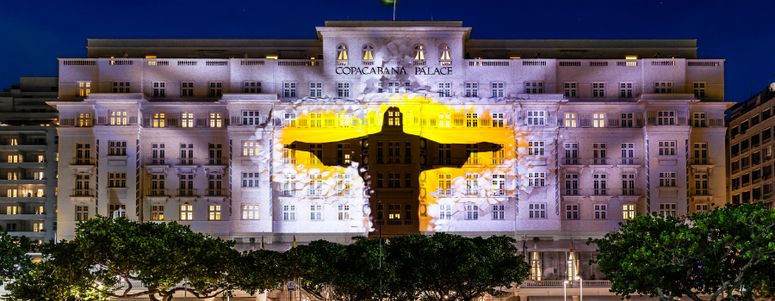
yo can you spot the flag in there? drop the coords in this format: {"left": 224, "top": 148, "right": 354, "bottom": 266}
{"left": 261, "top": 236, "right": 265, "bottom": 250}
{"left": 380, "top": 0, "right": 398, "bottom": 6}
{"left": 292, "top": 235, "right": 297, "bottom": 248}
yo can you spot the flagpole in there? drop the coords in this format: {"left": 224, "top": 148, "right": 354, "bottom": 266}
{"left": 392, "top": 0, "right": 396, "bottom": 21}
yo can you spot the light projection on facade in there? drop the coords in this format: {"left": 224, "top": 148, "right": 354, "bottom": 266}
{"left": 273, "top": 94, "right": 529, "bottom": 235}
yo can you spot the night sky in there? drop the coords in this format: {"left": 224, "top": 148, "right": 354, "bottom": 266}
{"left": 0, "top": 0, "right": 773, "bottom": 102}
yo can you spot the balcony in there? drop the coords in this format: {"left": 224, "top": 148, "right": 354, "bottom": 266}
{"left": 71, "top": 189, "right": 95, "bottom": 197}
{"left": 618, "top": 158, "right": 642, "bottom": 166}
{"left": 588, "top": 158, "right": 612, "bottom": 166}
{"left": 521, "top": 280, "right": 611, "bottom": 288}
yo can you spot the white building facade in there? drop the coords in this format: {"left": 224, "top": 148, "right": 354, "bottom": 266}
{"left": 50, "top": 21, "right": 728, "bottom": 295}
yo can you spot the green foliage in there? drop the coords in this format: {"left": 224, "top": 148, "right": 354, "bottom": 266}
{"left": 0, "top": 231, "right": 31, "bottom": 285}
{"left": 592, "top": 204, "right": 775, "bottom": 301}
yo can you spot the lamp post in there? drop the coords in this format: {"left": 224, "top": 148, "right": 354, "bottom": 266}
{"left": 575, "top": 276, "right": 583, "bottom": 301}
{"left": 288, "top": 280, "right": 296, "bottom": 301}
{"left": 563, "top": 280, "right": 568, "bottom": 301}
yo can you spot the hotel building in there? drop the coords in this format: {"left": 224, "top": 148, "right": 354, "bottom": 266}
{"left": 49, "top": 21, "right": 728, "bottom": 297}
{"left": 728, "top": 83, "right": 775, "bottom": 207}
{"left": 0, "top": 77, "right": 58, "bottom": 242}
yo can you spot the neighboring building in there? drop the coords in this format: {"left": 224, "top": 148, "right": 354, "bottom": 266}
{"left": 727, "top": 83, "right": 775, "bottom": 207}
{"left": 48, "top": 21, "right": 729, "bottom": 298}
{"left": 0, "top": 77, "right": 58, "bottom": 242}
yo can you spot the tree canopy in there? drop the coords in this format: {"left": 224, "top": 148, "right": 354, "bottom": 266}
{"left": 592, "top": 204, "right": 775, "bottom": 301}
{"left": 0, "top": 231, "right": 32, "bottom": 286}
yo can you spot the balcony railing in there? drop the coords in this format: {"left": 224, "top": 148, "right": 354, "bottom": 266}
{"left": 521, "top": 280, "right": 611, "bottom": 288}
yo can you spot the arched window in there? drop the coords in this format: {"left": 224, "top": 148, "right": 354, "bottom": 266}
{"left": 413, "top": 44, "right": 425, "bottom": 65}
{"left": 362, "top": 44, "right": 374, "bottom": 64}
{"left": 439, "top": 44, "right": 451, "bottom": 66}
{"left": 336, "top": 44, "right": 349, "bottom": 65}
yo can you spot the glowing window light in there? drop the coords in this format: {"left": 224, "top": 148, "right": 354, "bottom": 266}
{"left": 336, "top": 44, "right": 349, "bottom": 65}
{"left": 362, "top": 44, "right": 374, "bottom": 62}
{"left": 592, "top": 113, "right": 606, "bottom": 128}
{"left": 151, "top": 205, "right": 164, "bottom": 221}
{"left": 622, "top": 204, "right": 636, "bottom": 220}
{"left": 209, "top": 113, "right": 222, "bottom": 128}
{"left": 181, "top": 112, "right": 194, "bottom": 128}
{"left": 208, "top": 204, "right": 222, "bottom": 221}
{"left": 180, "top": 204, "right": 193, "bottom": 221}
{"left": 242, "top": 205, "right": 259, "bottom": 220}
{"left": 242, "top": 141, "right": 259, "bottom": 157}
{"left": 152, "top": 113, "right": 166, "bottom": 128}
{"left": 439, "top": 44, "right": 451, "bottom": 65}
{"left": 413, "top": 44, "right": 425, "bottom": 63}
{"left": 77, "top": 81, "right": 91, "bottom": 97}
{"left": 109, "top": 111, "right": 127, "bottom": 126}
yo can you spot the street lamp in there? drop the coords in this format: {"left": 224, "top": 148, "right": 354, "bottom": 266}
{"left": 574, "top": 276, "right": 583, "bottom": 301}
{"left": 563, "top": 280, "right": 569, "bottom": 301}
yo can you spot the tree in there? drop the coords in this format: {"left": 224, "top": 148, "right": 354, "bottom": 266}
{"left": 235, "top": 249, "right": 286, "bottom": 295}
{"left": 0, "top": 231, "right": 31, "bottom": 286}
{"left": 592, "top": 204, "right": 775, "bottom": 301}
{"left": 8, "top": 217, "right": 244, "bottom": 301}
{"left": 419, "top": 233, "right": 530, "bottom": 301}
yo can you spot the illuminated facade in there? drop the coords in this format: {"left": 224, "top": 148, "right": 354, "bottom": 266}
{"left": 0, "top": 77, "right": 58, "bottom": 241}
{"left": 728, "top": 83, "right": 775, "bottom": 207}
{"left": 50, "top": 21, "right": 728, "bottom": 294}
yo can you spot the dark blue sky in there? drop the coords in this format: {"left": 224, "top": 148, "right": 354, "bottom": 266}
{"left": 1, "top": 0, "right": 773, "bottom": 101}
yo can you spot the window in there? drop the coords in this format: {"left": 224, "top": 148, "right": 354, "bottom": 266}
{"left": 529, "top": 141, "right": 545, "bottom": 156}
{"left": 150, "top": 174, "right": 165, "bottom": 196}
{"left": 309, "top": 144, "right": 323, "bottom": 164}
{"left": 179, "top": 174, "right": 194, "bottom": 196}
{"left": 464, "top": 203, "right": 479, "bottom": 220}
{"left": 243, "top": 81, "right": 262, "bottom": 93}
{"left": 282, "top": 175, "right": 296, "bottom": 196}
{"left": 491, "top": 113, "right": 504, "bottom": 127}
{"left": 151, "top": 143, "right": 165, "bottom": 165}
{"left": 336, "top": 82, "right": 350, "bottom": 98}
{"left": 439, "top": 204, "right": 452, "bottom": 220}
{"left": 658, "top": 141, "right": 676, "bottom": 156}
{"left": 622, "top": 204, "right": 636, "bottom": 220}
{"left": 491, "top": 82, "right": 505, "bottom": 98}
{"left": 694, "top": 173, "right": 709, "bottom": 195}
{"left": 77, "top": 81, "right": 91, "bottom": 97}
{"left": 491, "top": 204, "right": 505, "bottom": 220}
{"left": 465, "top": 173, "right": 480, "bottom": 195}
{"left": 242, "top": 172, "right": 259, "bottom": 188}
{"left": 338, "top": 204, "right": 350, "bottom": 220}
{"left": 242, "top": 141, "right": 259, "bottom": 157}
{"left": 309, "top": 205, "right": 323, "bottom": 221}
{"left": 659, "top": 172, "right": 677, "bottom": 187}
{"left": 308, "top": 173, "right": 322, "bottom": 196}
{"left": 208, "top": 174, "right": 223, "bottom": 196}
{"left": 438, "top": 144, "right": 451, "bottom": 164}
{"left": 33, "top": 222, "right": 44, "bottom": 232}
{"left": 622, "top": 174, "right": 635, "bottom": 195}
{"left": 336, "top": 44, "right": 349, "bottom": 65}
{"left": 564, "top": 113, "right": 577, "bottom": 128}
{"left": 238, "top": 205, "right": 259, "bottom": 220}
{"left": 362, "top": 44, "right": 374, "bottom": 63}
{"left": 77, "top": 113, "right": 92, "bottom": 127}
{"left": 208, "top": 204, "right": 222, "bottom": 221}
{"left": 283, "top": 82, "right": 297, "bottom": 98}
{"left": 108, "top": 173, "right": 126, "bottom": 188}
{"left": 659, "top": 203, "right": 677, "bottom": 217}
{"left": 109, "top": 111, "right": 127, "bottom": 125}
{"left": 693, "top": 82, "right": 706, "bottom": 98}
{"left": 657, "top": 111, "right": 676, "bottom": 125}
{"left": 179, "top": 144, "right": 193, "bottom": 165}
{"left": 209, "top": 113, "right": 223, "bottom": 128}
{"left": 465, "top": 113, "right": 478, "bottom": 127}
{"left": 592, "top": 82, "right": 605, "bottom": 98}
{"left": 282, "top": 205, "right": 296, "bottom": 221}
{"left": 528, "top": 172, "right": 545, "bottom": 187}
{"left": 528, "top": 203, "right": 547, "bottom": 219}
{"left": 524, "top": 81, "right": 544, "bottom": 94}
{"left": 565, "top": 204, "right": 579, "bottom": 220}
{"left": 593, "top": 174, "right": 607, "bottom": 195}
{"left": 492, "top": 148, "right": 505, "bottom": 165}
{"left": 335, "top": 173, "right": 351, "bottom": 196}
{"left": 695, "top": 203, "right": 709, "bottom": 212}
{"left": 108, "top": 141, "right": 127, "bottom": 156}
{"left": 692, "top": 112, "right": 707, "bottom": 127}
{"left": 438, "top": 173, "right": 451, "bottom": 196}
{"left": 181, "top": 81, "right": 194, "bottom": 97}
{"left": 208, "top": 82, "right": 223, "bottom": 97}
{"left": 621, "top": 143, "right": 634, "bottom": 164}
{"left": 152, "top": 81, "right": 166, "bottom": 97}
{"left": 181, "top": 112, "right": 194, "bottom": 128}
{"left": 594, "top": 204, "right": 607, "bottom": 220}
{"left": 241, "top": 111, "right": 260, "bottom": 126}
{"left": 438, "top": 82, "right": 452, "bottom": 97}
{"left": 563, "top": 82, "right": 577, "bottom": 97}
{"left": 465, "top": 82, "right": 479, "bottom": 97}
{"left": 492, "top": 174, "right": 505, "bottom": 196}
{"left": 75, "top": 205, "right": 89, "bottom": 221}
{"left": 619, "top": 82, "right": 633, "bottom": 98}
{"left": 654, "top": 81, "right": 673, "bottom": 93}
{"left": 593, "top": 143, "right": 607, "bottom": 164}
{"left": 465, "top": 144, "right": 479, "bottom": 165}
{"left": 620, "top": 113, "right": 634, "bottom": 128}
{"left": 565, "top": 174, "right": 579, "bottom": 195}
{"left": 564, "top": 143, "right": 579, "bottom": 165}
{"left": 693, "top": 143, "right": 708, "bottom": 164}
{"left": 592, "top": 113, "right": 606, "bottom": 128}
{"left": 526, "top": 111, "right": 545, "bottom": 126}
{"left": 439, "top": 44, "right": 451, "bottom": 65}
{"left": 413, "top": 44, "right": 425, "bottom": 64}
{"left": 75, "top": 143, "right": 91, "bottom": 164}
{"left": 112, "top": 81, "right": 130, "bottom": 93}
{"left": 150, "top": 113, "right": 166, "bottom": 128}
{"left": 309, "top": 82, "right": 322, "bottom": 98}
{"left": 180, "top": 204, "right": 193, "bottom": 221}
{"left": 74, "top": 175, "right": 90, "bottom": 196}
